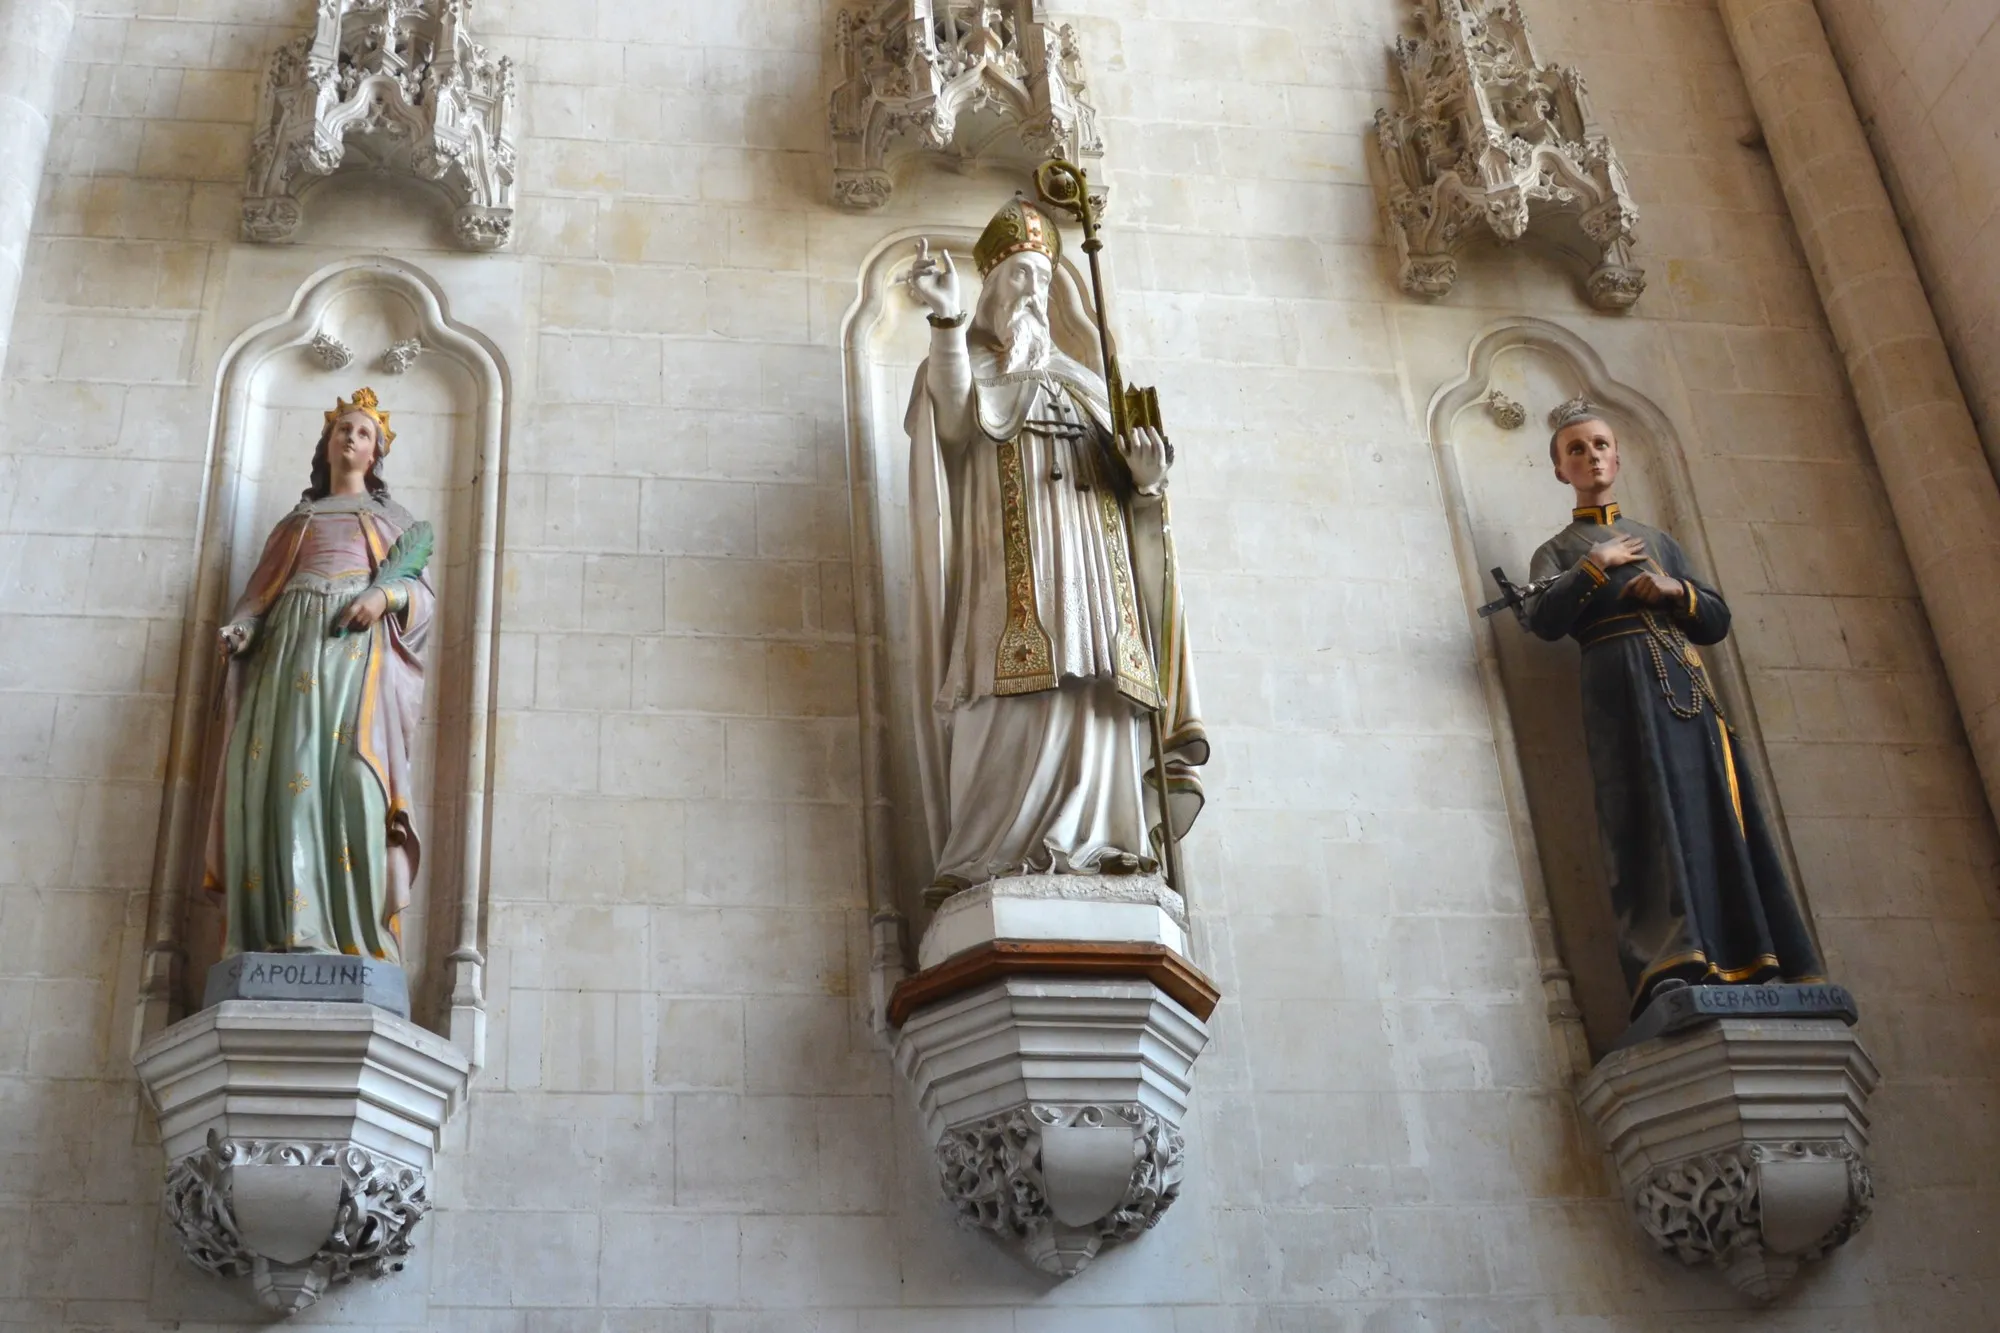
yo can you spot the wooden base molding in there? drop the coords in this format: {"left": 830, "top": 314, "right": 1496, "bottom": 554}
{"left": 887, "top": 938, "right": 1221, "bottom": 1028}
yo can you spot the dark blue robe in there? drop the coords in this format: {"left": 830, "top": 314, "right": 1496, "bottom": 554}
{"left": 1528, "top": 502, "right": 1824, "bottom": 1018}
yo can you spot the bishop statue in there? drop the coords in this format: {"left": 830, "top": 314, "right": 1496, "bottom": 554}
{"left": 903, "top": 198, "right": 1208, "bottom": 902}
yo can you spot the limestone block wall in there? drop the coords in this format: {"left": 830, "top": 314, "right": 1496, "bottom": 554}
{"left": 0, "top": 0, "right": 1997, "bottom": 1327}
{"left": 1817, "top": 0, "right": 2000, "bottom": 468}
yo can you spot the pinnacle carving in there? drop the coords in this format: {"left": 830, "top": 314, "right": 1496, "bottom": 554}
{"left": 243, "top": 0, "right": 518, "bottom": 249}
{"left": 1372, "top": 0, "right": 1645, "bottom": 309}
{"left": 828, "top": 1, "right": 1104, "bottom": 210}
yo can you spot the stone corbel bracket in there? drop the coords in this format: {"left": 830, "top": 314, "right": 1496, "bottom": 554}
{"left": 889, "top": 875, "right": 1216, "bottom": 1276}
{"left": 1372, "top": 0, "right": 1645, "bottom": 309}
{"left": 134, "top": 1000, "right": 471, "bottom": 1313}
{"left": 1578, "top": 1016, "right": 1880, "bottom": 1301}
{"left": 243, "top": 0, "right": 518, "bottom": 249}
{"left": 828, "top": 0, "right": 1105, "bottom": 211}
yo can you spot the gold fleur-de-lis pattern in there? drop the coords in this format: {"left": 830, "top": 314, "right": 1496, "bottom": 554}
{"left": 294, "top": 670, "right": 317, "bottom": 693}
{"left": 249, "top": 736, "right": 264, "bottom": 761}
{"left": 337, "top": 844, "right": 352, "bottom": 872}
{"left": 288, "top": 772, "right": 311, "bottom": 795}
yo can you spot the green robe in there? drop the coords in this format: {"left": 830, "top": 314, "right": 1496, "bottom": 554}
{"left": 203, "top": 494, "right": 433, "bottom": 962}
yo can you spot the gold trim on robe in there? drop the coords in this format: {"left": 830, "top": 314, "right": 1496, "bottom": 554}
{"left": 991, "top": 438, "right": 1058, "bottom": 695}
{"left": 1095, "top": 484, "right": 1162, "bottom": 711}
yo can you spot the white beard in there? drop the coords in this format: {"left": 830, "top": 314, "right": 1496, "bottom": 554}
{"left": 998, "top": 298, "right": 1053, "bottom": 376}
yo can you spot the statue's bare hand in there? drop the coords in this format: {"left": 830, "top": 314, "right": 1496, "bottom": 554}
{"left": 337, "top": 588, "right": 390, "bottom": 636}
{"left": 1622, "top": 572, "right": 1685, "bottom": 606}
{"left": 1120, "top": 425, "right": 1170, "bottom": 493}
{"left": 906, "top": 239, "right": 962, "bottom": 321}
{"left": 1586, "top": 534, "right": 1645, "bottom": 571}
{"left": 218, "top": 623, "right": 251, "bottom": 657}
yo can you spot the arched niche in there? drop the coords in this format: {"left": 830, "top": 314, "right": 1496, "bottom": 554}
{"left": 837, "top": 226, "right": 1110, "bottom": 1028}
{"left": 1428, "top": 318, "right": 1815, "bottom": 1060}
{"left": 136, "top": 257, "right": 508, "bottom": 1067}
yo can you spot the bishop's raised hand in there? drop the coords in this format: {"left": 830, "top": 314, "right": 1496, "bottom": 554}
{"left": 906, "top": 239, "right": 963, "bottom": 322}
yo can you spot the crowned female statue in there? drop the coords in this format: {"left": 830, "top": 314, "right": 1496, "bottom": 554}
{"left": 202, "top": 388, "right": 434, "bottom": 963}
{"left": 902, "top": 197, "right": 1208, "bottom": 899}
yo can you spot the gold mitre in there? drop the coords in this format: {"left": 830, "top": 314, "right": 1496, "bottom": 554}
{"left": 326, "top": 386, "right": 396, "bottom": 455}
{"left": 973, "top": 195, "right": 1062, "bottom": 275}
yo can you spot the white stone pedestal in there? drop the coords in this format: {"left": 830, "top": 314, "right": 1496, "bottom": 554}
{"left": 1578, "top": 1017, "right": 1879, "bottom": 1301}
{"left": 917, "top": 873, "right": 1190, "bottom": 969}
{"left": 890, "top": 874, "right": 1216, "bottom": 1277}
{"left": 133, "top": 1000, "right": 470, "bottom": 1314}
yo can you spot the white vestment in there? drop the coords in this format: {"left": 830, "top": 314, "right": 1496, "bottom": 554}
{"left": 906, "top": 345, "right": 1207, "bottom": 887}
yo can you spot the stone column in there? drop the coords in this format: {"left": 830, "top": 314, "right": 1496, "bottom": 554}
{"left": 1721, "top": 0, "right": 2000, "bottom": 825}
{"left": 0, "top": 0, "right": 73, "bottom": 378}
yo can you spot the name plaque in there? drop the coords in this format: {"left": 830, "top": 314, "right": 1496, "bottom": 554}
{"left": 203, "top": 952, "right": 411, "bottom": 1018}
{"left": 1611, "top": 982, "right": 1858, "bottom": 1052}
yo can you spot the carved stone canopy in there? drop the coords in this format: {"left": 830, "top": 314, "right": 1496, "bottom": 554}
{"left": 1373, "top": 0, "right": 1645, "bottom": 309}
{"left": 243, "top": 0, "right": 518, "bottom": 250}
{"left": 829, "top": 0, "right": 1103, "bottom": 210}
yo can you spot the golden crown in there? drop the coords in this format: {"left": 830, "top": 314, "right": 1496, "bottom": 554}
{"left": 326, "top": 386, "right": 395, "bottom": 455}
{"left": 973, "top": 196, "right": 1062, "bottom": 276}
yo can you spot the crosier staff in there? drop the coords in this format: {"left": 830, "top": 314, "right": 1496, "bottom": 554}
{"left": 1032, "top": 157, "right": 1185, "bottom": 904}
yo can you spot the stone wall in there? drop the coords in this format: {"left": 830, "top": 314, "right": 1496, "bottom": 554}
{"left": 1, "top": 0, "right": 1998, "bottom": 1327}
{"left": 1818, "top": 0, "right": 2000, "bottom": 469}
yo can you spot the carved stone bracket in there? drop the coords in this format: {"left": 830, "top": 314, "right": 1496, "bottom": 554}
{"left": 890, "top": 873, "right": 1215, "bottom": 1278}
{"left": 1631, "top": 1140, "right": 1872, "bottom": 1300}
{"left": 829, "top": 1, "right": 1103, "bottom": 210}
{"left": 937, "top": 1102, "right": 1184, "bottom": 1277}
{"left": 134, "top": 999, "right": 470, "bottom": 1313}
{"left": 1579, "top": 1017, "right": 1879, "bottom": 1302}
{"left": 243, "top": 0, "right": 518, "bottom": 249}
{"left": 164, "top": 1134, "right": 432, "bottom": 1313}
{"left": 1372, "top": 0, "right": 1645, "bottom": 309}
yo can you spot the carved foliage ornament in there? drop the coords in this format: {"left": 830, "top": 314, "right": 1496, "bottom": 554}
{"left": 935, "top": 1102, "right": 1183, "bottom": 1276}
{"left": 829, "top": 1, "right": 1103, "bottom": 210}
{"left": 244, "top": 0, "right": 517, "bottom": 250}
{"left": 1373, "top": 0, "right": 1645, "bottom": 309}
{"left": 1632, "top": 1141, "right": 1873, "bottom": 1301}
{"left": 163, "top": 1132, "right": 432, "bottom": 1312}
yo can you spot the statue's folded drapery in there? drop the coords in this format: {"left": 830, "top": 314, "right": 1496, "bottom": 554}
{"left": 201, "top": 493, "right": 433, "bottom": 961}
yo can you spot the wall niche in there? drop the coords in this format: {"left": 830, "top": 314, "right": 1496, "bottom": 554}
{"left": 139, "top": 257, "right": 507, "bottom": 1057}
{"left": 1427, "top": 318, "right": 1814, "bottom": 1061}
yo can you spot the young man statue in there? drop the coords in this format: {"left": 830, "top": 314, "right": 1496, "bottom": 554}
{"left": 1527, "top": 403, "right": 1823, "bottom": 1020}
